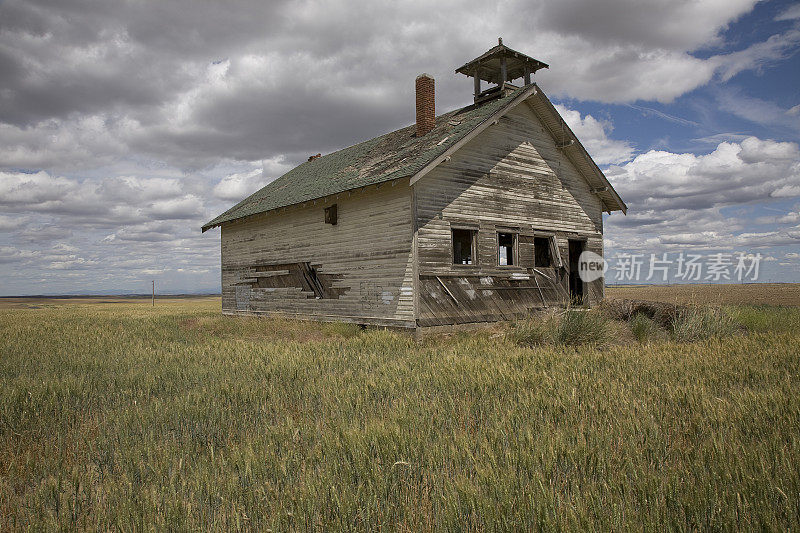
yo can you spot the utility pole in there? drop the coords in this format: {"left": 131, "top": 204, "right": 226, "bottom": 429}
{"left": 152, "top": 280, "right": 155, "bottom": 307}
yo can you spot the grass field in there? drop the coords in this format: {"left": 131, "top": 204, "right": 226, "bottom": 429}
{"left": 607, "top": 282, "right": 800, "bottom": 307}
{"left": 1, "top": 289, "right": 799, "bottom": 530}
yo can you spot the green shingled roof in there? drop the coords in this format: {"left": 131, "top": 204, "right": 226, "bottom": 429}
{"left": 201, "top": 87, "right": 527, "bottom": 231}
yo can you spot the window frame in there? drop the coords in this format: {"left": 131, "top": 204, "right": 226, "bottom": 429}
{"left": 324, "top": 204, "right": 338, "bottom": 225}
{"left": 496, "top": 231, "right": 518, "bottom": 267}
{"left": 451, "top": 227, "right": 478, "bottom": 266}
{"left": 533, "top": 236, "right": 551, "bottom": 268}
{"left": 533, "top": 232, "right": 561, "bottom": 268}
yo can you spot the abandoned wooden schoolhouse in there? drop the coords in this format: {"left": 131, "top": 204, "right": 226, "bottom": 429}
{"left": 202, "top": 39, "right": 626, "bottom": 329}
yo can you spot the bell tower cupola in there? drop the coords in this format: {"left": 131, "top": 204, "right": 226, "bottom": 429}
{"left": 455, "top": 38, "right": 549, "bottom": 103}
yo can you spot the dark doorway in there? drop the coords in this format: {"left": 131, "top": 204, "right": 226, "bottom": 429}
{"left": 568, "top": 239, "right": 585, "bottom": 304}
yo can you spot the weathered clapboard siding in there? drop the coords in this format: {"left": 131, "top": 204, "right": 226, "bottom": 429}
{"left": 221, "top": 182, "right": 415, "bottom": 327}
{"left": 413, "top": 102, "right": 605, "bottom": 325}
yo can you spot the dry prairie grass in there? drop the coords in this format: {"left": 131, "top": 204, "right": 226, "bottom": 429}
{"left": 606, "top": 282, "right": 800, "bottom": 307}
{"left": 0, "top": 295, "right": 798, "bottom": 530}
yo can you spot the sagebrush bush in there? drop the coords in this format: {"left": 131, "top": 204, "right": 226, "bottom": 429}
{"left": 671, "top": 306, "right": 740, "bottom": 342}
{"left": 630, "top": 312, "right": 660, "bottom": 343}
{"left": 557, "top": 308, "right": 613, "bottom": 347}
{"left": 511, "top": 308, "right": 612, "bottom": 348}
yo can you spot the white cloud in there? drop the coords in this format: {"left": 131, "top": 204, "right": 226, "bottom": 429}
{"left": 212, "top": 157, "right": 293, "bottom": 201}
{"left": 16, "top": 225, "right": 73, "bottom": 243}
{"left": 0, "top": 246, "right": 40, "bottom": 264}
{"left": 604, "top": 136, "right": 800, "bottom": 254}
{"left": 555, "top": 104, "right": 634, "bottom": 165}
{"left": 716, "top": 90, "right": 800, "bottom": 134}
{"left": 0, "top": 169, "right": 212, "bottom": 223}
{"left": 103, "top": 221, "right": 183, "bottom": 243}
{"left": 608, "top": 137, "right": 800, "bottom": 212}
{"left": 146, "top": 196, "right": 204, "bottom": 220}
{"left": 0, "top": 215, "right": 26, "bottom": 231}
{"left": 775, "top": 4, "right": 800, "bottom": 21}
{"left": 714, "top": 28, "right": 800, "bottom": 82}
{"left": 213, "top": 166, "right": 266, "bottom": 201}
{"left": 778, "top": 211, "right": 800, "bottom": 224}
{"left": 47, "top": 257, "right": 99, "bottom": 270}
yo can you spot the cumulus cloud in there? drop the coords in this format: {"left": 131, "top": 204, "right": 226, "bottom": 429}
{"left": 213, "top": 167, "right": 265, "bottom": 202}
{"left": 0, "top": 169, "right": 208, "bottom": 224}
{"left": 103, "top": 221, "right": 178, "bottom": 243}
{"left": 0, "top": 0, "right": 790, "bottom": 172}
{"left": 0, "top": 0, "right": 798, "bottom": 293}
{"left": 607, "top": 137, "right": 800, "bottom": 212}
{"left": 556, "top": 105, "right": 634, "bottom": 165}
{"left": 778, "top": 210, "right": 800, "bottom": 224}
{"left": 211, "top": 157, "right": 293, "bottom": 201}
{"left": 604, "top": 136, "right": 800, "bottom": 253}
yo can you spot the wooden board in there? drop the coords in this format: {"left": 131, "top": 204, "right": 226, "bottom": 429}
{"left": 413, "top": 103, "right": 606, "bottom": 325}
{"left": 220, "top": 182, "right": 415, "bottom": 326}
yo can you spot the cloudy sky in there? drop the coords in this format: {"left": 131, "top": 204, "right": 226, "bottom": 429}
{"left": 1, "top": 0, "right": 799, "bottom": 295}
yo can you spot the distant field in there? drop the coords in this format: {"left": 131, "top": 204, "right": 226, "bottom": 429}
{"left": 607, "top": 282, "right": 800, "bottom": 306}
{"left": 1, "top": 294, "right": 799, "bottom": 529}
{"left": 0, "top": 294, "right": 219, "bottom": 310}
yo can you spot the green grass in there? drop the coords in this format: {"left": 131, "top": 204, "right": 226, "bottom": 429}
{"left": 732, "top": 305, "right": 800, "bottom": 334}
{"left": 630, "top": 312, "right": 661, "bottom": 343}
{"left": 511, "top": 308, "right": 613, "bottom": 348}
{"left": 671, "top": 306, "right": 740, "bottom": 342}
{"left": 1, "top": 299, "right": 799, "bottom": 530}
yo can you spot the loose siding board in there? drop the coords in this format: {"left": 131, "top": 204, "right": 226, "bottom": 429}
{"left": 414, "top": 103, "right": 606, "bottom": 325}
{"left": 221, "top": 182, "right": 415, "bottom": 327}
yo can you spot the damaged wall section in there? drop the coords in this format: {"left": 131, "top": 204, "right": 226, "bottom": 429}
{"left": 413, "top": 101, "right": 606, "bottom": 327}
{"left": 221, "top": 182, "right": 416, "bottom": 328}
{"left": 234, "top": 262, "right": 348, "bottom": 300}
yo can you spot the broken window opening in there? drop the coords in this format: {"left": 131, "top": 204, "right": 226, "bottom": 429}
{"left": 324, "top": 204, "right": 338, "bottom": 225}
{"left": 452, "top": 228, "right": 476, "bottom": 265}
{"left": 300, "top": 262, "right": 325, "bottom": 299}
{"left": 534, "top": 236, "right": 552, "bottom": 267}
{"left": 248, "top": 262, "right": 347, "bottom": 299}
{"left": 498, "top": 232, "right": 516, "bottom": 266}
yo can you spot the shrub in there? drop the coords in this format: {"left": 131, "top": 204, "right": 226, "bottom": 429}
{"left": 630, "top": 313, "right": 659, "bottom": 343}
{"left": 511, "top": 308, "right": 612, "bottom": 348}
{"left": 557, "top": 308, "right": 613, "bottom": 347}
{"left": 600, "top": 298, "right": 682, "bottom": 328}
{"left": 671, "top": 306, "right": 740, "bottom": 342}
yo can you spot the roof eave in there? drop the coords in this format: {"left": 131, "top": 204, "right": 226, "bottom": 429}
{"left": 201, "top": 176, "right": 414, "bottom": 232}
{"left": 454, "top": 44, "right": 549, "bottom": 77}
{"left": 409, "top": 84, "right": 627, "bottom": 215}
{"left": 525, "top": 88, "right": 627, "bottom": 214}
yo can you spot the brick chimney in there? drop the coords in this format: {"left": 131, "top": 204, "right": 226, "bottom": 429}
{"left": 415, "top": 74, "right": 435, "bottom": 136}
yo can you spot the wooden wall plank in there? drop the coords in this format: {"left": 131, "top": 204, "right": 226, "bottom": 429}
{"left": 413, "top": 103, "right": 606, "bottom": 325}
{"left": 221, "top": 182, "right": 415, "bottom": 326}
